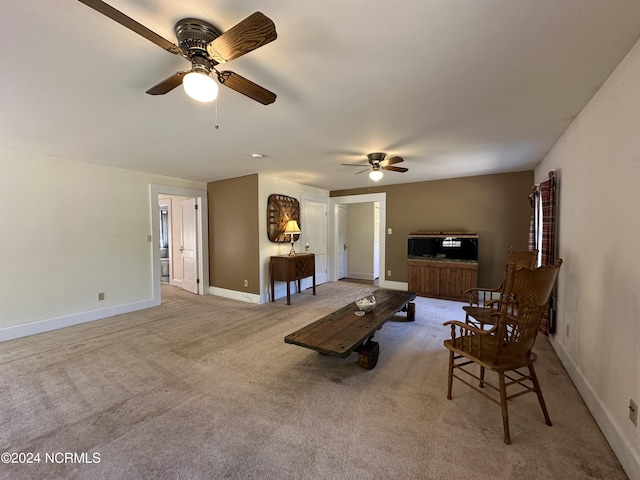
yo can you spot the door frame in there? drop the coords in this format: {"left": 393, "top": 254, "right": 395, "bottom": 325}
{"left": 150, "top": 184, "right": 209, "bottom": 304}
{"left": 335, "top": 203, "right": 348, "bottom": 279}
{"left": 329, "top": 192, "right": 399, "bottom": 289}
{"left": 158, "top": 201, "right": 173, "bottom": 284}
{"left": 300, "top": 191, "right": 329, "bottom": 287}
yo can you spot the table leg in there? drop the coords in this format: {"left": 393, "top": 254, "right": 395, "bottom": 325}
{"left": 407, "top": 302, "right": 415, "bottom": 321}
{"left": 286, "top": 282, "right": 291, "bottom": 305}
{"left": 357, "top": 341, "right": 379, "bottom": 370}
{"left": 271, "top": 275, "right": 275, "bottom": 302}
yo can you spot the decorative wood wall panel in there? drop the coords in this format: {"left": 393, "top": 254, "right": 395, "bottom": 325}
{"left": 267, "top": 194, "right": 300, "bottom": 243}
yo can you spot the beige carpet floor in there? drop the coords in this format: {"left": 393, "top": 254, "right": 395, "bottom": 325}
{"left": 0, "top": 281, "right": 628, "bottom": 480}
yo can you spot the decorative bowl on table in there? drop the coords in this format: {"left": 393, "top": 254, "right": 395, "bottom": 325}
{"left": 354, "top": 288, "right": 377, "bottom": 316}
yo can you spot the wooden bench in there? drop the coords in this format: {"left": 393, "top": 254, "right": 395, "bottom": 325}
{"left": 284, "top": 289, "right": 417, "bottom": 369}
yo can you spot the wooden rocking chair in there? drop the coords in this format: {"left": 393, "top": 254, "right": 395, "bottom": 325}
{"left": 463, "top": 247, "right": 537, "bottom": 328}
{"left": 443, "top": 259, "right": 562, "bottom": 444}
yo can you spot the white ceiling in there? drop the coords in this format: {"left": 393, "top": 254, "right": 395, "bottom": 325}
{"left": 2, "top": 1, "right": 640, "bottom": 191}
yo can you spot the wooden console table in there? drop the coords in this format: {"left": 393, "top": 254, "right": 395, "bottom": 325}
{"left": 270, "top": 254, "right": 316, "bottom": 305}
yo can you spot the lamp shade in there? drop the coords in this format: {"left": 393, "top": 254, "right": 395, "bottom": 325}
{"left": 183, "top": 71, "right": 218, "bottom": 102}
{"left": 369, "top": 169, "right": 383, "bottom": 181}
{"left": 284, "top": 220, "right": 301, "bottom": 235}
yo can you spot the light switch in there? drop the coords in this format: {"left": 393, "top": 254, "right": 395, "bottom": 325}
{"left": 387, "top": 228, "right": 392, "bottom": 235}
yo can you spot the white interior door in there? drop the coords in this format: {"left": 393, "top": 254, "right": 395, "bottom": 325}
{"left": 336, "top": 205, "right": 348, "bottom": 279}
{"left": 180, "top": 198, "right": 198, "bottom": 294}
{"left": 301, "top": 196, "right": 328, "bottom": 286}
{"left": 373, "top": 203, "right": 380, "bottom": 279}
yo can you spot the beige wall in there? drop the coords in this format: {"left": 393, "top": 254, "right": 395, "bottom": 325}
{"left": 208, "top": 175, "right": 260, "bottom": 294}
{"left": 332, "top": 171, "right": 533, "bottom": 286}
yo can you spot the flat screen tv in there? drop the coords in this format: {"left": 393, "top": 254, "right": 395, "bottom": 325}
{"left": 408, "top": 234, "right": 478, "bottom": 262}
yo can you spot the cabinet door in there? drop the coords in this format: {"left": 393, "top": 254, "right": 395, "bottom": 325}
{"left": 296, "top": 255, "right": 315, "bottom": 278}
{"left": 439, "top": 267, "right": 457, "bottom": 300}
{"left": 408, "top": 261, "right": 477, "bottom": 300}
{"left": 439, "top": 265, "right": 478, "bottom": 301}
{"left": 408, "top": 263, "right": 441, "bottom": 297}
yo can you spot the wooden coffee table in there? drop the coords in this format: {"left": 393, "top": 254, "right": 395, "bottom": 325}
{"left": 284, "top": 289, "right": 416, "bottom": 369}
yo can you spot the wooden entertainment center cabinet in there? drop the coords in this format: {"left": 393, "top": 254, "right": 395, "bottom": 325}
{"left": 406, "top": 232, "right": 478, "bottom": 302}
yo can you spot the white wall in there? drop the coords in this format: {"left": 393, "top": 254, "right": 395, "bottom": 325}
{"left": 537, "top": 39, "right": 640, "bottom": 479}
{"left": 257, "top": 174, "right": 328, "bottom": 304}
{"left": 0, "top": 150, "right": 205, "bottom": 340}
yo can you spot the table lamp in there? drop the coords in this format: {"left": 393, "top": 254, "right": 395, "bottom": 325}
{"left": 284, "top": 220, "right": 301, "bottom": 256}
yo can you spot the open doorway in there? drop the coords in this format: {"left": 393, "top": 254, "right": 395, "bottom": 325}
{"left": 151, "top": 185, "right": 209, "bottom": 305}
{"left": 157, "top": 195, "right": 200, "bottom": 295}
{"left": 329, "top": 192, "right": 391, "bottom": 288}
{"left": 340, "top": 202, "right": 380, "bottom": 285}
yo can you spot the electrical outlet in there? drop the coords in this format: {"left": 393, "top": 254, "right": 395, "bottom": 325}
{"left": 630, "top": 399, "right": 638, "bottom": 426}
{"left": 98, "top": 292, "right": 105, "bottom": 301}
{"left": 387, "top": 270, "right": 391, "bottom": 277}
{"left": 243, "top": 280, "right": 248, "bottom": 287}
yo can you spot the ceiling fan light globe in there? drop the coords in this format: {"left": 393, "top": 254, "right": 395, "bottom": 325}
{"left": 369, "top": 170, "right": 383, "bottom": 182}
{"left": 183, "top": 71, "right": 218, "bottom": 102}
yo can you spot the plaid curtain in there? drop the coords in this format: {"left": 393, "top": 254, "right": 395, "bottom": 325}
{"left": 528, "top": 171, "right": 557, "bottom": 335}
{"left": 528, "top": 186, "right": 539, "bottom": 254}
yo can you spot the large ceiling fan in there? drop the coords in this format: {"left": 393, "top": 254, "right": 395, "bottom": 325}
{"left": 341, "top": 153, "right": 408, "bottom": 181}
{"left": 77, "top": 0, "right": 277, "bottom": 105}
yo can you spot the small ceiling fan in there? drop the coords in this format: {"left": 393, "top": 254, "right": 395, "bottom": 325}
{"left": 77, "top": 0, "right": 277, "bottom": 105}
{"left": 341, "top": 153, "right": 408, "bottom": 181}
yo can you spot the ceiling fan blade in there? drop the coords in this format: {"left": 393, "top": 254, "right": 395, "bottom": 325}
{"left": 340, "top": 163, "right": 369, "bottom": 167}
{"left": 77, "top": 0, "right": 182, "bottom": 55}
{"left": 381, "top": 156, "right": 404, "bottom": 167}
{"left": 383, "top": 165, "right": 409, "bottom": 173}
{"left": 218, "top": 71, "right": 276, "bottom": 105}
{"left": 146, "top": 71, "right": 187, "bottom": 95}
{"left": 206, "top": 12, "right": 277, "bottom": 63}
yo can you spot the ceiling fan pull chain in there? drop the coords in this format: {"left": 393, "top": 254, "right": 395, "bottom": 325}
{"left": 214, "top": 96, "right": 220, "bottom": 129}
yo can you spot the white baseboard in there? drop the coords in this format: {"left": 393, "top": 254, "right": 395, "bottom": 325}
{"left": 0, "top": 299, "right": 158, "bottom": 342}
{"left": 346, "top": 271, "right": 375, "bottom": 281}
{"left": 379, "top": 280, "right": 408, "bottom": 291}
{"left": 550, "top": 337, "right": 640, "bottom": 480}
{"left": 209, "top": 286, "right": 261, "bottom": 304}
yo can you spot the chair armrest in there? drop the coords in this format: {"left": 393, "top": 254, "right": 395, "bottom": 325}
{"left": 464, "top": 286, "right": 501, "bottom": 294}
{"left": 464, "top": 286, "right": 502, "bottom": 306}
{"left": 443, "top": 320, "right": 498, "bottom": 355}
{"left": 443, "top": 320, "right": 497, "bottom": 337}
{"left": 484, "top": 298, "right": 503, "bottom": 308}
{"left": 474, "top": 297, "right": 517, "bottom": 314}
